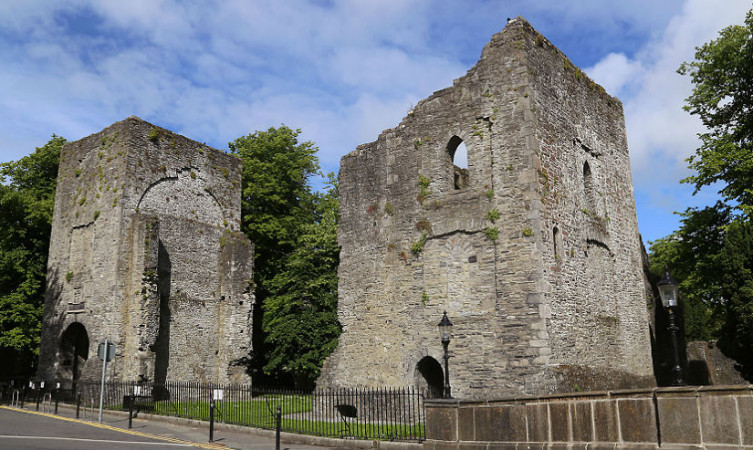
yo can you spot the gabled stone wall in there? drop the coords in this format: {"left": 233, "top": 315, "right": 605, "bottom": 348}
{"left": 38, "top": 116, "right": 254, "bottom": 386}
{"left": 318, "top": 18, "right": 653, "bottom": 398}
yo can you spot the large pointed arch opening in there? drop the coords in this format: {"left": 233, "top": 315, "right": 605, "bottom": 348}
{"left": 58, "top": 322, "right": 89, "bottom": 388}
{"left": 415, "top": 356, "right": 444, "bottom": 399}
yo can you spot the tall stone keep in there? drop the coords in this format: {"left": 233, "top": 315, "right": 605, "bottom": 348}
{"left": 319, "top": 18, "right": 654, "bottom": 398}
{"left": 38, "top": 117, "right": 254, "bottom": 386}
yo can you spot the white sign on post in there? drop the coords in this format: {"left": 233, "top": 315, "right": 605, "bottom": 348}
{"left": 40, "top": 382, "right": 45, "bottom": 389}
{"left": 56, "top": 382, "right": 61, "bottom": 389}
{"left": 212, "top": 389, "right": 223, "bottom": 401}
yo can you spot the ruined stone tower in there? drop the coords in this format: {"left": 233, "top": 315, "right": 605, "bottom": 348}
{"left": 318, "top": 18, "right": 654, "bottom": 398}
{"left": 38, "top": 117, "right": 254, "bottom": 386}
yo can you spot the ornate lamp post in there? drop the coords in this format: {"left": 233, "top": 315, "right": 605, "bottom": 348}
{"left": 657, "top": 266, "right": 686, "bottom": 386}
{"left": 437, "top": 311, "right": 453, "bottom": 399}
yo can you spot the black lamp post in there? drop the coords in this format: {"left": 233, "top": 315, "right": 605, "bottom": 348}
{"left": 657, "top": 266, "right": 686, "bottom": 386}
{"left": 437, "top": 311, "right": 453, "bottom": 399}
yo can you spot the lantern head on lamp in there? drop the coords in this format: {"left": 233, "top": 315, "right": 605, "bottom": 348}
{"left": 437, "top": 311, "right": 453, "bottom": 344}
{"left": 657, "top": 266, "right": 679, "bottom": 309}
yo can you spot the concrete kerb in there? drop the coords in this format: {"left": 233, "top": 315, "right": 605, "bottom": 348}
{"left": 50, "top": 402, "right": 423, "bottom": 449}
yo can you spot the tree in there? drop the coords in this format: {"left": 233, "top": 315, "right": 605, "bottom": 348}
{"left": 228, "top": 126, "right": 340, "bottom": 386}
{"left": 658, "top": 8, "right": 753, "bottom": 379}
{"left": 678, "top": 9, "right": 753, "bottom": 214}
{"left": 648, "top": 203, "right": 731, "bottom": 340}
{"left": 0, "top": 135, "right": 65, "bottom": 376}
{"left": 263, "top": 174, "right": 340, "bottom": 386}
{"left": 718, "top": 219, "right": 753, "bottom": 377}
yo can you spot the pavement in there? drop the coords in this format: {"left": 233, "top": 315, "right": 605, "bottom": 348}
{"left": 0, "top": 402, "right": 347, "bottom": 450}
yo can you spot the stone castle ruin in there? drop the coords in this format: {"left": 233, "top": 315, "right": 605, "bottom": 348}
{"left": 37, "top": 117, "right": 254, "bottom": 387}
{"left": 318, "top": 18, "right": 655, "bottom": 398}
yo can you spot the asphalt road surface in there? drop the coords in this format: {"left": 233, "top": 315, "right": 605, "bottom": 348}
{"left": 0, "top": 407, "right": 206, "bottom": 449}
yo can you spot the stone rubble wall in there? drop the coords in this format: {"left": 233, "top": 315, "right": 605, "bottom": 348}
{"left": 319, "top": 17, "right": 653, "bottom": 398}
{"left": 38, "top": 116, "right": 253, "bottom": 386}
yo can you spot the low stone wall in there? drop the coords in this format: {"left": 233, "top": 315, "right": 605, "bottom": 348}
{"left": 425, "top": 385, "right": 753, "bottom": 449}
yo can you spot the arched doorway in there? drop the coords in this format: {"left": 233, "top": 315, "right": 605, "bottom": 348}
{"left": 58, "top": 323, "right": 89, "bottom": 388}
{"left": 415, "top": 356, "right": 444, "bottom": 399}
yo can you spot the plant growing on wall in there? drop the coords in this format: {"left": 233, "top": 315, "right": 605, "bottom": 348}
{"left": 411, "top": 232, "right": 428, "bottom": 255}
{"left": 417, "top": 175, "right": 432, "bottom": 203}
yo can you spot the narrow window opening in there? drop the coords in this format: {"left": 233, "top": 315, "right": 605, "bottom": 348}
{"left": 447, "top": 136, "right": 469, "bottom": 190}
{"left": 553, "top": 226, "right": 561, "bottom": 259}
{"left": 583, "top": 162, "right": 596, "bottom": 213}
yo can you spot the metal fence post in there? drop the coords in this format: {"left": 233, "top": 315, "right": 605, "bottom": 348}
{"left": 209, "top": 398, "right": 215, "bottom": 442}
{"left": 276, "top": 405, "right": 281, "bottom": 450}
{"left": 128, "top": 394, "right": 134, "bottom": 429}
{"left": 35, "top": 386, "right": 40, "bottom": 411}
{"left": 54, "top": 389, "right": 59, "bottom": 414}
{"left": 76, "top": 392, "right": 82, "bottom": 418}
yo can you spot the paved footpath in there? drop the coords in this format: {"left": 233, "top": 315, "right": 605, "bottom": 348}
{"left": 1, "top": 403, "right": 344, "bottom": 450}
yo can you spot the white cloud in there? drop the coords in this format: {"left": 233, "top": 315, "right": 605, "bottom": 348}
{"left": 585, "top": 53, "right": 643, "bottom": 97}
{"left": 584, "top": 0, "right": 750, "bottom": 217}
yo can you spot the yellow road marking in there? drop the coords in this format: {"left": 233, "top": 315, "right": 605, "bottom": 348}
{"left": 0, "top": 405, "right": 228, "bottom": 449}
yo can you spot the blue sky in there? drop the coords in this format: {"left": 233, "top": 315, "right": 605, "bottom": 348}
{"left": 1, "top": 0, "right": 750, "bottom": 244}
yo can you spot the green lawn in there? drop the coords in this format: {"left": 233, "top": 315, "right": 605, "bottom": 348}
{"left": 131, "top": 395, "right": 424, "bottom": 441}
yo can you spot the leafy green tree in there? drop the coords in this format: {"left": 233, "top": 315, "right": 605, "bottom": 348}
{"left": 678, "top": 9, "right": 753, "bottom": 214}
{"left": 648, "top": 203, "right": 731, "bottom": 340}
{"left": 228, "top": 126, "right": 340, "bottom": 386}
{"left": 718, "top": 219, "right": 753, "bottom": 377}
{"left": 263, "top": 174, "right": 340, "bottom": 386}
{"left": 0, "top": 135, "right": 65, "bottom": 376}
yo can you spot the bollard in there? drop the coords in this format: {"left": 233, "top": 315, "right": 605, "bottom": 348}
{"left": 76, "top": 393, "right": 82, "bottom": 418}
{"left": 275, "top": 405, "right": 281, "bottom": 450}
{"left": 54, "top": 389, "right": 59, "bottom": 415}
{"left": 35, "top": 387, "right": 41, "bottom": 411}
{"left": 209, "top": 398, "right": 215, "bottom": 442}
{"left": 128, "top": 394, "right": 134, "bottom": 429}
{"left": 19, "top": 387, "right": 25, "bottom": 409}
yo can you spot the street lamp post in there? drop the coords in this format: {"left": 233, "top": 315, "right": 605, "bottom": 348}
{"left": 437, "top": 311, "right": 453, "bottom": 399}
{"left": 657, "top": 266, "right": 686, "bottom": 386}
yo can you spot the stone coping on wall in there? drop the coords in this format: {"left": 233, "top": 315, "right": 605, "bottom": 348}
{"left": 424, "top": 385, "right": 753, "bottom": 449}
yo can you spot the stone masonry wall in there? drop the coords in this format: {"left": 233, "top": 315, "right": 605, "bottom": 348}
{"left": 38, "top": 116, "right": 254, "bottom": 386}
{"left": 318, "top": 18, "right": 653, "bottom": 398}
{"left": 424, "top": 385, "right": 753, "bottom": 449}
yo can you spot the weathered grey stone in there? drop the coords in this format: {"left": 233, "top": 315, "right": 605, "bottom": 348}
{"left": 592, "top": 400, "right": 618, "bottom": 443}
{"left": 37, "top": 117, "right": 254, "bottom": 386}
{"left": 571, "top": 402, "right": 592, "bottom": 442}
{"left": 738, "top": 395, "right": 753, "bottom": 445}
{"left": 549, "top": 402, "right": 570, "bottom": 442}
{"left": 318, "top": 16, "right": 654, "bottom": 399}
{"left": 474, "top": 405, "right": 527, "bottom": 442}
{"left": 698, "top": 392, "right": 741, "bottom": 445}
{"left": 656, "top": 395, "right": 700, "bottom": 444}
{"left": 426, "top": 404, "right": 458, "bottom": 442}
{"left": 526, "top": 403, "right": 549, "bottom": 442}
{"left": 457, "top": 407, "right": 475, "bottom": 441}
{"left": 617, "top": 399, "right": 657, "bottom": 443}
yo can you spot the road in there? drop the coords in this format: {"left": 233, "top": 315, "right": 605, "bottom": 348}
{"left": 0, "top": 406, "right": 204, "bottom": 449}
{"left": 0, "top": 405, "right": 341, "bottom": 449}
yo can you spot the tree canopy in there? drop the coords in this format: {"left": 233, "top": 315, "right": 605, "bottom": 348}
{"left": 0, "top": 135, "right": 65, "bottom": 376}
{"left": 228, "top": 126, "right": 340, "bottom": 386}
{"left": 678, "top": 9, "right": 753, "bottom": 214}
{"left": 650, "top": 8, "right": 753, "bottom": 380}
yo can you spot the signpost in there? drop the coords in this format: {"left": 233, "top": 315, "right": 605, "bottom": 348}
{"left": 97, "top": 338, "right": 116, "bottom": 422}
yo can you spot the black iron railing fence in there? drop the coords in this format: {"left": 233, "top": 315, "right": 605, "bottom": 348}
{"left": 0, "top": 379, "right": 425, "bottom": 442}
